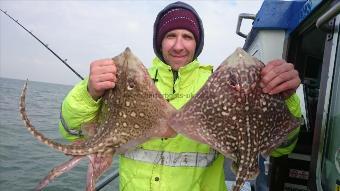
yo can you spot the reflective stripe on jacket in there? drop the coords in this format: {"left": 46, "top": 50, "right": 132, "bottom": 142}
{"left": 59, "top": 57, "right": 301, "bottom": 191}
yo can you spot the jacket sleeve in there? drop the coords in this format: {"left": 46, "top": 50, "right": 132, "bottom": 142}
{"left": 271, "top": 93, "right": 302, "bottom": 157}
{"left": 58, "top": 78, "right": 102, "bottom": 141}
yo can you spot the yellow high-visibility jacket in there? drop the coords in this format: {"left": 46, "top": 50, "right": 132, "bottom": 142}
{"left": 59, "top": 57, "right": 301, "bottom": 191}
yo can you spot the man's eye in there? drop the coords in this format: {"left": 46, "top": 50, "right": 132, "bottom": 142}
{"left": 183, "top": 35, "right": 194, "bottom": 40}
{"left": 166, "top": 34, "right": 176, "bottom": 38}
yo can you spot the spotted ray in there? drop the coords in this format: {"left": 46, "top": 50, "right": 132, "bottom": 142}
{"left": 19, "top": 48, "right": 176, "bottom": 190}
{"left": 168, "top": 48, "right": 300, "bottom": 191}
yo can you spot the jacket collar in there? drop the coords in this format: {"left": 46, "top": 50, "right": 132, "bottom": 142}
{"left": 151, "top": 57, "right": 200, "bottom": 90}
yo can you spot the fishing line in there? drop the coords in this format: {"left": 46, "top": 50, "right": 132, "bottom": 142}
{"left": 0, "top": 9, "right": 84, "bottom": 80}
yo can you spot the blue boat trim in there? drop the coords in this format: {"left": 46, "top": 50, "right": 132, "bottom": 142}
{"left": 253, "top": 0, "right": 323, "bottom": 33}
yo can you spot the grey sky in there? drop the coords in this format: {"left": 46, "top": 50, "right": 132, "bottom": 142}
{"left": 0, "top": 0, "right": 263, "bottom": 85}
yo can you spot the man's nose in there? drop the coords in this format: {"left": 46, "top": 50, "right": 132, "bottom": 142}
{"left": 173, "top": 37, "right": 184, "bottom": 51}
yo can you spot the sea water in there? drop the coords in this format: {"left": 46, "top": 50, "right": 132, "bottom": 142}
{"left": 0, "top": 77, "right": 119, "bottom": 191}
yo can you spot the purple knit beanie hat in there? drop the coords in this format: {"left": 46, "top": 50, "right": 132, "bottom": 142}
{"left": 157, "top": 8, "right": 200, "bottom": 51}
{"left": 153, "top": 1, "right": 204, "bottom": 62}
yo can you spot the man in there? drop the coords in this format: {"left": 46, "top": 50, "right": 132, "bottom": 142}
{"left": 59, "top": 1, "right": 301, "bottom": 190}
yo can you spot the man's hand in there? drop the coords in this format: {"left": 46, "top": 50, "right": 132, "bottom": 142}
{"left": 261, "top": 59, "right": 301, "bottom": 98}
{"left": 88, "top": 59, "right": 117, "bottom": 100}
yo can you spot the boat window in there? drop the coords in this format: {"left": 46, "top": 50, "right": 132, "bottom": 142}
{"left": 320, "top": 18, "right": 340, "bottom": 190}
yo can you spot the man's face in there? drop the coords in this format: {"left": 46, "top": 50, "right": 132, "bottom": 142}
{"left": 161, "top": 29, "right": 196, "bottom": 71}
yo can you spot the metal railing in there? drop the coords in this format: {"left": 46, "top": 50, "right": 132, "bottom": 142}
{"left": 95, "top": 169, "right": 119, "bottom": 191}
{"left": 236, "top": 13, "right": 256, "bottom": 38}
{"left": 316, "top": 1, "right": 340, "bottom": 32}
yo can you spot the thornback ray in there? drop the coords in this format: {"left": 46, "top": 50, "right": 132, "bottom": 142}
{"left": 19, "top": 47, "right": 176, "bottom": 191}
{"left": 168, "top": 48, "right": 300, "bottom": 191}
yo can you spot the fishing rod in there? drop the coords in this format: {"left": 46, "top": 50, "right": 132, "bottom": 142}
{"left": 0, "top": 9, "right": 84, "bottom": 80}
